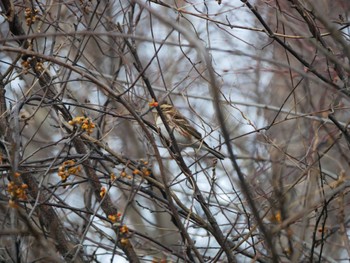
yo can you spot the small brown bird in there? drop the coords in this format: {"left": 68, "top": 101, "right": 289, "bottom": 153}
{"left": 155, "top": 103, "right": 225, "bottom": 160}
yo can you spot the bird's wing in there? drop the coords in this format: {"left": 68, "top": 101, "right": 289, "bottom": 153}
{"left": 170, "top": 109, "right": 203, "bottom": 140}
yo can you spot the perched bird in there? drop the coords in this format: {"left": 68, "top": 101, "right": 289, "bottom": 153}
{"left": 155, "top": 103, "right": 225, "bottom": 160}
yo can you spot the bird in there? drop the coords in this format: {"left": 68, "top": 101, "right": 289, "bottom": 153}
{"left": 155, "top": 103, "right": 225, "bottom": 160}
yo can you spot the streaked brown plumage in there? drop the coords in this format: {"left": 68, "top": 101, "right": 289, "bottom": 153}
{"left": 155, "top": 104, "right": 225, "bottom": 160}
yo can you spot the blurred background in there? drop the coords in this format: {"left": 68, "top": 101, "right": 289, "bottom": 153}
{"left": 0, "top": 0, "right": 349, "bottom": 262}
